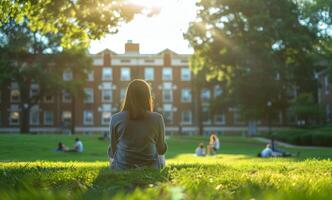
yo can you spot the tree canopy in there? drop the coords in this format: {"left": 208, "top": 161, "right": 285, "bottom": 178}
{"left": 185, "top": 0, "right": 327, "bottom": 123}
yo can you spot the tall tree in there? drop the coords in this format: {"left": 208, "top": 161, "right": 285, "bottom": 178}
{"left": 0, "top": 0, "right": 144, "bottom": 48}
{"left": 0, "top": 0, "right": 145, "bottom": 133}
{"left": 0, "top": 21, "right": 91, "bottom": 133}
{"left": 185, "top": 0, "right": 318, "bottom": 125}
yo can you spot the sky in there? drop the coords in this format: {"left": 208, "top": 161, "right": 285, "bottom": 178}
{"left": 89, "top": 0, "right": 197, "bottom": 54}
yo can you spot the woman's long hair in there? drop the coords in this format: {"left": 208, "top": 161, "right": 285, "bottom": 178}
{"left": 121, "top": 79, "right": 153, "bottom": 120}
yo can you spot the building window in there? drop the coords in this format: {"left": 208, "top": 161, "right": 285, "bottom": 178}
{"left": 162, "top": 68, "right": 172, "bottom": 81}
{"left": 324, "top": 75, "right": 329, "bottom": 95}
{"left": 121, "top": 68, "right": 131, "bottom": 81}
{"left": 120, "top": 88, "right": 126, "bottom": 103}
{"left": 201, "top": 89, "right": 211, "bottom": 104}
{"left": 44, "top": 95, "right": 54, "bottom": 103}
{"left": 62, "top": 91, "right": 72, "bottom": 103}
{"left": 144, "top": 67, "right": 154, "bottom": 81}
{"left": 10, "top": 83, "right": 20, "bottom": 103}
{"left": 182, "top": 111, "right": 192, "bottom": 125}
{"left": 163, "top": 111, "right": 173, "bottom": 124}
{"left": 10, "top": 111, "right": 20, "bottom": 125}
{"left": 102, "top": 90, "right": 112, "bottom": 102}
{"left": 214, "top": 85, "right": 223, "bottom": 97}
{"left": 62, "top": 111, "right": 72, "bottom": 124}
{"left": 202, "top": 106, "right": 210, "bottom": 124}
{"left": 181, "top": 88, "right": 191, "bottom": 103}
{"left": 181, "top": 68, "right": 191, "bottom": 81}
{"left": 214, "top": 113, "right": 226, "bottom": 125}
{"left": 163, "top": 104, "right": 173, "bottom": 124}
{"left": 101, "top": 112, "right": 111, "bottom": 125}
{"left": 83, "top": 88, "right": 94, "bottom": 103}
{"left": 102, "top": 68, "right": 112, "bottom": 81}
{"left": 29, "top": 106, "right": 39, "bottom": 125}
{"left": 30, "top": 84, "right": 39, "bottom": 98}
{"left": 233, "top": 109, "right": 244, "bottom": 125}
{"left": 63, "top": 69, "right": 73, "bottom": 81}
{"left": 163, "top": 89, "right": 173, "bottom": 102}
{"left": 44, "top": 111, "right": 54, "bottom": 125}
{"left": 327, "top": 104, "right": 331, "bottom": 121}
{"left": 87, "top": 70, "right": 94, "bottom": 81}
{"left": 83, "top": 110, "right": 94, "bottom": 125}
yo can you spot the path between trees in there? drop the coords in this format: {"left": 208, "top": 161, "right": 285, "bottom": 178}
{"left": 254, "top": 137, "right": 332, "bottom": 150}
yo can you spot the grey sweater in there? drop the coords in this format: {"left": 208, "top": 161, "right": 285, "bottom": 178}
{"left": 108, "top": 111, "right": 167, "bottom": 170}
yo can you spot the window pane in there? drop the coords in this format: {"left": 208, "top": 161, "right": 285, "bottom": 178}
{"left": 84, "top": 88, "right": 94, "bottom": 103}
{"left": 181, "top": 68, "right": 191, "bottom": 81}
{"left": 101, "top": 112, "right": 111, "bottom": 125}
{"left": 121, "top": 68, "right": 131, "bottom": 81}
{"left": 144, "top": 68, "right": 154, "bottom": 80}
{"left": 163, "top": 89, "right": 173, "bottom": 102}
{"left": 102, "top": 68, "right": 112, "bottom": 81}
{"left": 44, "top": 111, "right": 54, "bottom": 125}
{"left": 181, "top": 88, "right": 191, "bottom": 102}
{"left": 162, "top": 68, "right": 172, "bottom": 81}
{"left": 63, "top": 69, "right": 73, "bottom": 81}
{"left": 83, "top": 111, "right": 94, "bottom": 125}
{"left": 102, "top": 90, "right": 112, "bottom": 102}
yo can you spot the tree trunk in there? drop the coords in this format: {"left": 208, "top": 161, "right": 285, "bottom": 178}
{"left": 20, "top": 104, "right": 30, "bottom": 133}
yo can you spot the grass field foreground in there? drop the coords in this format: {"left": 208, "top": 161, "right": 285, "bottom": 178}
{"left": 0, "top": 134, "right": 332, "bottom": 200}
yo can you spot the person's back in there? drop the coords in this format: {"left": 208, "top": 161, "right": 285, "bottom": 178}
{"left": 74, "top": 139, "right": 84, "bottom": 152}
{"left": 261, "top": 144, "right": 273, "bottom": 158}
{"left": 109, "top": 111, "right": 167, "bottom": 169}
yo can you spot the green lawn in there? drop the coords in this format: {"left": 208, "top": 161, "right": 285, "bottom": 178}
{"left": 0, "top": 134, "right": 332, "bottom": 199}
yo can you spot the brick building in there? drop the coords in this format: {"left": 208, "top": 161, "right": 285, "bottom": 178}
{"left": 0, "top": 41, "right": 245, "bottom": 134}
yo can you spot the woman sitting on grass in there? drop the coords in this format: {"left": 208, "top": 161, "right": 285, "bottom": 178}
{"left": 108, "top": 79, "right": 167, "bottom": 170}
{"left": 207, "top": 132, "right": 220, "bottom": 155}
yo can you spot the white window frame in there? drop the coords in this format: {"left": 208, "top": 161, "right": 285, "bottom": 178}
{"left": 87, "top": 70, "right": 94, "bottom": 81}
{"left": 30, "top": 84, "right": 39, "bottom": 98}
{"left": 102, "top": 68, "right": 112, "bottom": 81}
{"left": 214, "top": 85, "right": 223, "bottom": 97}
{"left": 9, "top": 111, "right": 20, "bottom": 125}
{"left": 162, "top": 68, "right": 172, "bottom": 81}
{"left": 10, "top": 82, "right": 20, "bottom": 103}
{"left": 201, "top": 89, "right": 211, "bottom": 104}
{"left": 120, "top": 88, "right": 126, "bottom": 102}
{"left": 202, "top": 106, "right": 211, "bottom": 125}
{"left": 324, "top": 75, "right": 329, "bottom": 95}
{"left": 44, "top": 95, "right": 54, "bottom": 103}
{"left": 83, "top": 110, "right": 94, "bottom": 125}
{"left": 83, "top": 88, "right": 94, "bottom": 103}
{"left": 181, "top": 68, "right": 191, "bottom": 81}
{"left": 62, "top": 91, "right": 72, "bottom": 103}
{"left": 163, "top": 89, "right": 173, "bottom": 102}
{"left": 121, "top": 68, "right": 131, "bottom": 81}
{"left": 214, "top": 113, "right": 226, "bottom": 125}
{"left": 101, "top": 111, "right": 111, "bottom": 125}
{"left": 144, "top": 67, "right": 154, "bottom": 81}
{"left": 44, "top": 111, "right": 54, "bottom": 125}
{"left": 63, "top": 69, "right": 73, "bottom": 81}
{"left": 29, "top": 106, "right": 40, "bottom": 125}
{"left": 62, "top": 111, "right": 72, "bottom": 124}
{"left": 102, "top": 89, "right": 112, "bottom": 103}
{"left": 181, "top": 88, "right": 192, "bottom": 103}
{"left": 181, "top": 110, "right": 192, "bottom": 125}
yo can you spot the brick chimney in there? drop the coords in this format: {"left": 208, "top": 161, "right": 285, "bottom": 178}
{"left": 125, "top": 40, "right": 139, "bottom": 53}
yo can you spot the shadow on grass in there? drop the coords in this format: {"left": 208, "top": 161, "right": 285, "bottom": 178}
{"left": 82, "top": 167, "right": 169, "bottom": 199}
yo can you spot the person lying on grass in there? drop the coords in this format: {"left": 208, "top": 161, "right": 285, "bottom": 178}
{"left": 108, "top": 79, "right": 167, "bottom": 170}
{"left": 258, "top": 143, "right": 298, "bottom": 158}
{"left": 195, "top": 143, "right": 206, "bottom": 156}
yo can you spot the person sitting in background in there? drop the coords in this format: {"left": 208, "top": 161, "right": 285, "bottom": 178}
{"left": 195, "top": 143, "right": 206, "bottom": 156}
{"left": 259, "top": 144, "right": 273, "bottom": 158}
{"left": 56, "top": 142, "right": 68, "bottom": 152}
{"left": 207, "top": 132, "right": 220, "bottom": 155}
{"left": 67, "top": 138, "right": 84, "bottom": 152}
